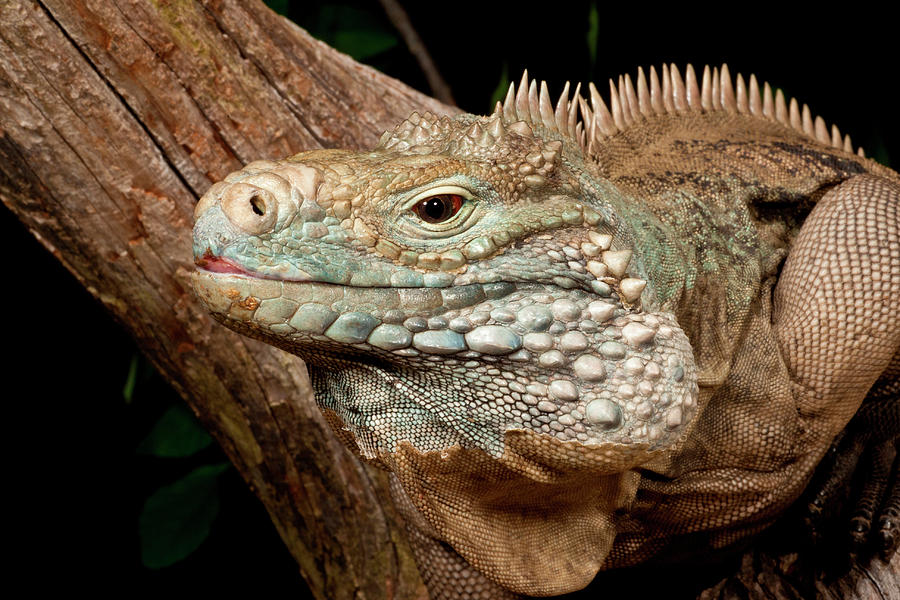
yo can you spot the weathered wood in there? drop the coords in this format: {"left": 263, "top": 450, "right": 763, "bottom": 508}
{"left": 1, "top": 2, "right": 896, "bottom": 598}
{"left": 0, "top": 1, "right": 455, "bottom": 597}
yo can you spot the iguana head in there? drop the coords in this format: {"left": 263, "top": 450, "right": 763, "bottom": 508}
{"left": 192, "top": 74, "right": 699, "bottom": 467}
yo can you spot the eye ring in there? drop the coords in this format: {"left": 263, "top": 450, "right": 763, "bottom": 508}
{"left": 404, "top": 185, "right": 474, "bottom": 229}
{"left": 400, "top": 184, "right": 478, "bottom": 238}
{"left": 412, "top": 193, "right": 465, "bottom": 224}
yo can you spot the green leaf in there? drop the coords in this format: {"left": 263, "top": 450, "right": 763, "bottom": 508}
{"left": 312, "top": 5, "right": 398, "bottom": 61}
{"left": 122, "top": 354, "right": 139, "bottom": 404}
{"left": 137, "top": 404, "right": 212, "bottom": 458}
{"left": 489, "top": 62, "right": 509, "bottom": 111}
{"left": 333, "top": 29, "right": 398, "bottom": 60}
{"left": 870, "top": 137, "right": 891, "bottom": 168}
{"left": 122, "top": 353, "right": 157, "bottom": 404}
{"left": 264, "top": 0, "right": 289, "bottom": 16}
{"left": 587, "top": 2, "right": 599, "bottom": 71}
{"left": 139, "top": 463, "right": 230, "bottom": 569}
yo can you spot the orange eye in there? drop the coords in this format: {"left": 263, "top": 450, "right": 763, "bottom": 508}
{"left": 412, "top": 194, "right": 465, "bottom": 224}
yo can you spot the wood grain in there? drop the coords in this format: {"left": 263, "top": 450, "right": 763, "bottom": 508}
{"left": 0, "top": 1, "right": 454, "bottom": 597}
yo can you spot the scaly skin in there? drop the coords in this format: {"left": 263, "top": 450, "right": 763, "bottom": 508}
{"left": 191, "top": 65, "right": 900, "bottom": 597}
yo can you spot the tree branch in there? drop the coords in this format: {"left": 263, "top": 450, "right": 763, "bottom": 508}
{"left": 0, "top": 1, "right": 456, "bottom": 597}
{"left": 377, "top": 0, "right": 455, "bottom": 106}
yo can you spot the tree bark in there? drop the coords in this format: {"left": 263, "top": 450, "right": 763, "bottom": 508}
{"left": 1, "top": 2, "right": 896, "bottom": 599}
{"left": 0, "top": 1, "right": 455, "bottom": 597}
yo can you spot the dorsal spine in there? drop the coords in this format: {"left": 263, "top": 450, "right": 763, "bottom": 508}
{"left": 497, "top": 64, "right": 863, "bottom": 160}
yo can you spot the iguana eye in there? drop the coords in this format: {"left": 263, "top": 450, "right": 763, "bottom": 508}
{"left": 412, "top": 194, "right": 465, "bottom": 223}
{"left": 401, "top": 184, "right": 477, "bottom": 236}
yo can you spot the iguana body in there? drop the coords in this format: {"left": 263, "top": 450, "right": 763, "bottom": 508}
{"left": 192, "top": 64, "right": 900, "bottom": 597}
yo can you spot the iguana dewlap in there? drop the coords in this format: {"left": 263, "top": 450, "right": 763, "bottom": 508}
{"left": 191, "top": 64, "right": 900, "bottom": 597}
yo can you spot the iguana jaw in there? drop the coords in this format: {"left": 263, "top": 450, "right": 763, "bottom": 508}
{"left": 193, "top": 266, "right": 699, "bottom": 458}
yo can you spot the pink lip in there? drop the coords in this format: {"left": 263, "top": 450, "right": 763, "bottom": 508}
{"left": 195, "top": 254, "right": 250, "bottom": 275}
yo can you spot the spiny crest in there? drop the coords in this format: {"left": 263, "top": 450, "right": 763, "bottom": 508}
{"left": 377, "top": 111, "right": 456, "bottom": 153}
{"left": 500, "top": 64, "right": 864, "bottom": 159}
{"left": 377, "top": 109, "right": 520, "bottom": 157}
{"left": 498, "top": 70, "right": 583, "bottom": 142}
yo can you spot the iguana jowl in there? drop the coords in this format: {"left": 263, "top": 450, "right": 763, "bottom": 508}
{"left": 191, "top": 64, "right": 900, "bottom": 597}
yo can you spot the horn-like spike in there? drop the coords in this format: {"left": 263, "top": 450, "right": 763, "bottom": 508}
{"left": 578, "top": 96, "right": 595, "bottom": 153}
{"left": 539, "top": 80, "right": 555, "bottom": 130}
{"left": 515, "top": 71, "right": 531, "bottom": 121}
{"left": 661, "top": 64, "right": 674, "bottom": 113}
{"left": 488, "top": 114, "right": 505, "bottom": 138}
{"left": 490, "top": 100, "right": 503, "bottom": 118}
{"left": 508, "top": 120, "right": 533, "bottom": 137}
{"left": 616, "top": 76, "right": 631, "bottom": 124}
{"left": 815, "top": 116, "right": 829, "bottom": 144}
{"left": 748, "top": 74, "right": 762, "bottom": 115}
{"left": 762, "top": 82, "right": 774, "bottom": 118}
{"left": 567, "top": 82, "right": 581, "bottom": 137}
{"left": 789, "top": 98, "right": 801, "bottom": 130}
{"left": 589, "top": 82, "right": 618, "bottom": 136}
{"left": 527, "top": 79, "right": 540, "bottom": 122}
{"left": 623, "top": 74, "right": 640, "bottom": 123}
{"left": 801, "top": 104, "right": 814, "bottom": 137}
{"left": 735, "top": 73, "right": 748, "bottom": 113}
{"left": 618, "top": 76, "right": 634, "bottom": 124}
{"left": 578, "top": 95, "right": 593, "bottom": 125}
{"left": 671, "top": 64, "right": 687, "bottom": 112}
{"left": 554, "top": 81, "right": 571, "bottom": 134}
{"left": 711, "top": 66, "right": 721, "bottom": 110}
{"left": 503, "top": 80, "right": 517, "bottom": 122}
{"left": 466, "top": 122, "right": 483, "bottom": 140}
{"left": 544, "top": 139, "right": 562, "bottom": 154}
{"left": 775, "top": 88, "right": 788, "bottom": 123}
{"left": 608, "top": 79, "right": 627, "bottom": 130}
{"left": 720, "top": 64, "right": 736, "bottom": 112}
{"left": 831, "top": 124, "right": 842, "bottom": 148}
{"left": 649, "top": 65, "right": 664, "bottom": 114}
{"left": 843, "top": 134, "right": 853, "bottom": 153}
{"left": 637, "top": 67, "right": 652, "bottom": 116}
{"left": 685, "top": 64, "right": 701, "bottom": 109}
{"left": 701, "top": 65, "right": 713, "bottom": 110}
{"left": 857, "top": 146, "right": 866, "bottom": 158}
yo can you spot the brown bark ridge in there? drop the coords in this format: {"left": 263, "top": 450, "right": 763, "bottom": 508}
{"left": 0, "top": 1, "right": 896, "bottom": 598}
{"left": 0, "top": 1, "right": 454, "bottom": 597}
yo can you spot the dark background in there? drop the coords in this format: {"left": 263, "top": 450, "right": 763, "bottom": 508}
{"left": 5, "top": 1, "right": 896, "bottom": 595}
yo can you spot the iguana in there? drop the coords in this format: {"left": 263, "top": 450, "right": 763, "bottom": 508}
{"left": 191, "top": 64, "right": 900, "bottom": 598}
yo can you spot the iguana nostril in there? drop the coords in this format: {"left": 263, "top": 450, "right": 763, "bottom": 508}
{"left": 249, "top": 194, "right": 266, "bottom": 216}
{"left": 220, "top": 182, "right": 277, "bottom": 234}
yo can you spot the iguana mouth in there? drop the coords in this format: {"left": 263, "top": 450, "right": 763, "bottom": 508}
{"left": 195, "top": 254, "right": 252, "bottom": 276}
{"left": 192, "top": 265, "right": 698, "bottom": 447}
